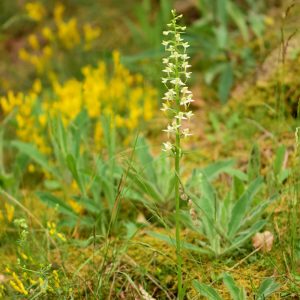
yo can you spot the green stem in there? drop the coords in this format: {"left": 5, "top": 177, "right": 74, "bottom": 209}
{"left": 175, "top": 130, "right": 183, "bottom": 299}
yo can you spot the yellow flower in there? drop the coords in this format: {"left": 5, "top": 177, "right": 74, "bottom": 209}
{"left": 20, "top": 252, "right": 28, "bottom": 260}
{"left": 56, "top": 232, "right": 66, "bottom": 242}
{"left": 68, "top": 199, "right": 83, "bottom": 214}
{"left": 57, "top": 18, "right": 80, "bottom": 49}
{"left": 54, "top": 3, "right": 65, "bottom": 24}
{"left": 18, "top": 48, "right": 30, "bottom": 62}
{"left": 10, "top": 272, "right": 28, "bottom": 295}
{"left": 0, "top": 284, "right": 5, "bottom": 298}
{"left": 28, "top": 34, "right": 40, "bottom": 50}
{"left": 25, "top": 2, "right": 46, "bottom": 22}
{"left": 47, "top": 221, "right": 66, "bottom": 242}
{"left": 32, "top": 79, "right": 42, "bottom": 94}
{"left": 84, "top": 24, "right": 101, "bottom": 42}
{"left": 83, "top": 24, "right": 101, "bottom": 50}
{"left": 42, "top": 26, "right": 54, "bottom": 41}
{"left": 2, "top": 49, "right": 157, "bottom": 155}
{"left": 52, "top": 270, "right": 60, "bottom": 288}
{"left": 28, "top": 163, "right": 36, "bottom": 173}
{"left": 5, "top": 203, "right": 14, "bottom": 222}
{"left": 38, "top": 114, "right": 47, "bottom": 126}
{"left": 42, "top": 46, "right": 53, "bottom": 58}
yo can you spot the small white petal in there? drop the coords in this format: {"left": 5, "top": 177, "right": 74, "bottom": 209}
{"left": 162, "top": 142, "right": 173, "bottom": 152}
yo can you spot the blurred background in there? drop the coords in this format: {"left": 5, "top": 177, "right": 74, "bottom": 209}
{"left": 0, "top": 0, "right": 295, "bottom": 103}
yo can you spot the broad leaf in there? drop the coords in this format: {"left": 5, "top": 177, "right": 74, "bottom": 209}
{"left": 223, "top": 272, "right": 247, "bottom": 300}
{"left": 193, "top": 280, "right": 223, "bottom": 300}
{"left": 228, "top": 177, "right": 263, "bottom": 238}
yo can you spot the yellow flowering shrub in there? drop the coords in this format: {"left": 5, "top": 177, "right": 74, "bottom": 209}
{"left": 20, "top": 2, "right": 101, "bottom": 75}
{"left": 5, "top": 258, "right": 66, "bottom": 297}
{"left": 1, "top": 51, "right": 157, "bottom": 152}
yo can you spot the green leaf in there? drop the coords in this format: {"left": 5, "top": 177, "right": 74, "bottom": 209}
{"left": 215, "top": 25, "right": 228, "bottom": 50}
{"left": 218, "top": 63, "right": 233, "bottom": 104}
{"left": 241, "top": 194, "right": 278, "bottom": 228}
{"left": 257, "top": 278, "right": 279, "bottom": 299}
{"left": 224, "top": 220, "right": 266, "bottom": 255}
{"left": 136, "top": 137, "right": 157, "bottom": 184}
{"left": 248, "top": 143, "right": 261, "bottom": 181}
{"left": 37, "top": 192, "right": 95, "bottom": 227}
{"left": 198, "top": 174, "right": 217, "bottom": 219}
{"left": 228, "top": 177, "right": 263, "bottom": 238}
{"left": 227, "top": 1, "right": 249, "bottom": 41}
{"left": 36, "top": 192, "right": 77, "bottom": 218}
{"left": 193, "top": 280, "right": 223, "bottom": 300}
{"left": 11, "top": 141, "right": 56, "bottom": 176}
{"left": 201, "top": 159, "right": 236, "bottom": 180}
{"left": 127, "top": 169, "right": 163, "bottom": 203}
{"left": 217, "top": 0, "right": 227, "bottom": 26}
{"left": 147, "top": 231, "right": 211, "bottom": 255}
{"left": 223, "top": 273, "right": 247, "bottom": 300}
{"left": 225, "top": 169, "right": 248, "bottom": 182}
{"left": 66, "top": 153, "right": 85, "bottom": 195}
{"left": 72, "top": 196, "right": 101, "bottom": 214}
{"left": 204, "top": 63, "right": 226, "bottom": 85}
{"left": 44, "top": 180, "right": 61, "bottom": 190}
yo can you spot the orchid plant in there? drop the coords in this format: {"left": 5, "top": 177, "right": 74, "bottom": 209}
{"left": 161, "top": 10, "right": 194, "bottom": 299}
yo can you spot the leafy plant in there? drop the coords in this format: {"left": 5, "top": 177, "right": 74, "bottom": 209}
{"left": 127, "top": 139, "right": 243, "bottom": 220}
{"left": 12, "top": 113, "right": 124, "bottom": 233}
{"left": 193, "top": 273, "right": 280, "bottom": 299}
{"left": 185, "top": 171, "right": 276, "bottom": 256}
{"left": 124, "top": 0, "right": 171, "bottom": 77}
{"left": 127, "top": 137, "right": 174, "bottom": 208}
{"left": 189, "top": 0, "right": 267, "bottom": 102}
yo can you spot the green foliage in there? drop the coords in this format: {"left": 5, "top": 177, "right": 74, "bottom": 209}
{"left": 193, "top": 280, "right": 223, "bottom": 300}
{"left": 126, "top": 0, "right": 267, "bottom": 102}
{"left": 126, "top": 0, "right": 172, "bottom": 50}
{"left": 11, "top": 114, "right": 124, "bottom": 233}
{"left": 190, "top": 0, "right": 266, "bottom": 102}
{"left": 186, "top": 168, "right": 277, "bottom": 256}
{"left": 127, "top": 137, "right": 174, "bottom": 208}
{"left": 193, "top": 273, "right": 279, "bottom": 299}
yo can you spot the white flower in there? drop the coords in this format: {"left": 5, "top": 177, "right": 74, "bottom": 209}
{"left": 163, "top": 122, "right": 181, "bottom": 135}
{"left": 181, "top": 54, "right": 190, "bottom": 60}
{"left": 185, "top": 111, "right": 194, "bottom": 119}
{"left": 163, "top": 66, "right": 172, "bottom": 74}
{"left": 170, "top": 51, "right": 181, "bottom": 59}
{"left": 180, "top": 95, "right": 194, "bottom": 106}
{"left": 161, "top": 10, "right": 194, "bottom": 150}
{"left": 161, "top": 103, "right": 170, "bottom": 112}
{"left": 171, "top": 78, "right": 184, "bottom": 86}
{"left": 163, "top": 89, "right": 176, "bottom": 101}
{"left": 166, "top": 45, "right": 174, "bottom": 52}
{"left": 182, "top": 128, "right": 192, "bottom": 138}
{"left": 182, "top": 42, "right": 189, "bottom": 49}
{"left": 175, "top": 112, "right": 187, "bottom": 120}
{"left": 162, "top": 141, "right": 173, "bottom": 152}
{"left": 175, "top": 33, "right": 183, "bottom": 42}
{"left": 182, "top": 62, "right": 191, "bottom": 69}
{"left": 181, "top": 87, "right": 190, "bottom": 94}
